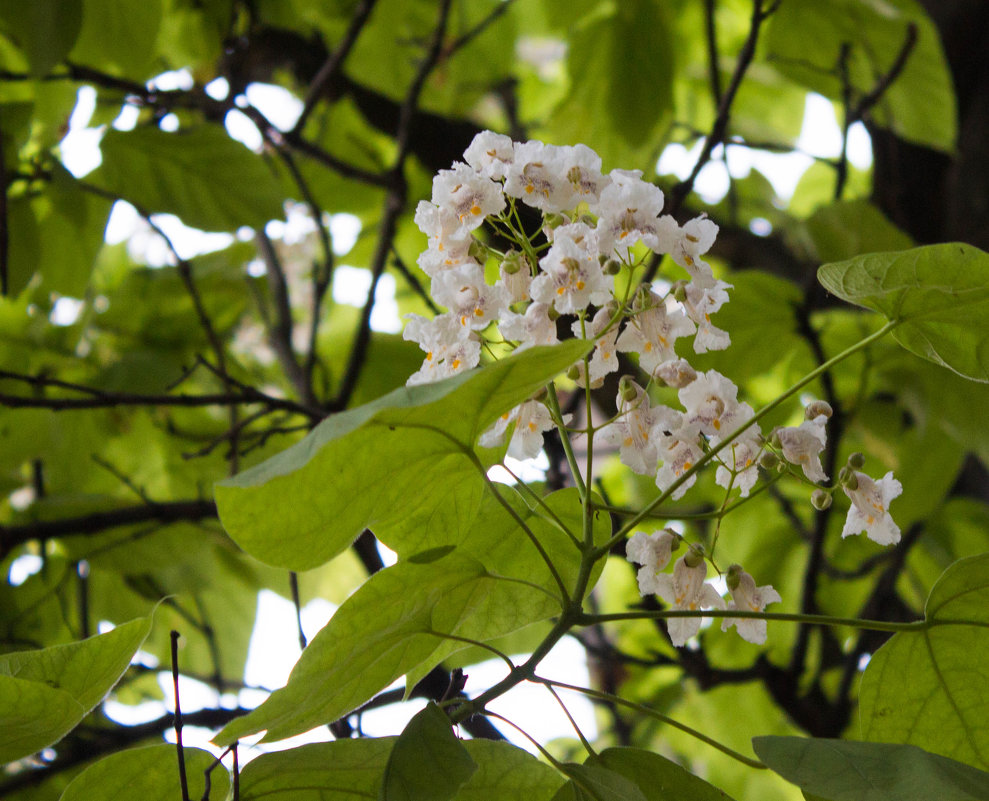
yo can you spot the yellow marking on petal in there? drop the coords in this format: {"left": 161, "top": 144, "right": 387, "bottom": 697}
{"left": 451, "top": 359, "right": 461, "bottom": 369}
{"left": 686, "top": 233, "right": 699, "bottom": 243}
{"left": 644, "top": 342, "right": 653, "bottom": 352}
{"left": 867, "top": 515, "right": 875, "bottom": 524}
{"left": 471, "top": 204, "right": 482, "bottom": 216}
{"left": 528, "top": 421, "right": 537, "bottom": 431}
{"left": 426, "top": 351, "right": 433, "bottom": 361}
{"left": 525, "top": 184, "right": 535, "bottom": 194}
{"left": 576, "top": 280, "right": 585, "bottom": 290}
{"left": 683, "top": 460, "right": 693, "bottom": 470}
{"left": 557, "top": 287, "right": 566, "bottom": 296}
{"left": 685, "top": 255, "right": 694, "bottom": 266}
{"left": 623, "top": 437, "right": 634, "bottom": 447}
{"left": 713, "top": 419, "right": 721, "bottom": 430}
{"left": 474, "top": 308, "right": 484, "bottom": 317}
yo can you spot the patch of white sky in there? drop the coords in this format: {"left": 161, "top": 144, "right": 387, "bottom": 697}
{"left": 32, "top": 76, "right": 876, "bottom": 758}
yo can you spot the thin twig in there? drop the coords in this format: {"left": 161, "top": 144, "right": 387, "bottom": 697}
{"left": 171, "top": 631, "right": 191, "bottom": 801}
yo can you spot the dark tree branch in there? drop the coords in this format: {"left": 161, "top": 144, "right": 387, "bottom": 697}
{"left": 292, "top": 0, "right": 380, "bottom": 135}
{"left": 332, "top": 0, "right": 455, "bottom": 411}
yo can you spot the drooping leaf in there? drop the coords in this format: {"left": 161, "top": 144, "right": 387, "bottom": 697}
{"left": 0, "top": 0, "right": 83, "bottom": 76}
{"left": 551, "top": 762, "right": 648, "bottom": 801}
{"left": 239, "top": 738, "right": 396, "bottom": 801}
{"left": 589, "top": 747, "right": 737, "bottom": 801}
{"left": 69, "top": 0, "right": 164, "bottom": 77}
{"left": 380, "top": 703, "right": 476, "bottom": 801}
{"left": 214, "top": 543, "right": 566, "bottom": 745}
{"left": 859, "top": 553, "right": 989, "bottom": 769}
{"left": 214, "top": 341, "right": 591, "bottom": 571}
{"left": 92, "top": 126, "right": 285, "bottom": 231}
{"left": 805, "top": 200, "right": 913, "bottom": 263}
{"left": 753, "top": 737, "right": 989, "bottom": 801}
{"left": 59, "top": 744, "right": 229, "bottom": 801}
{"left": 548, "top": 0, "right": 674, "bottom": 166}
{"left": 0, "top": 616, "right": 151, "bottom": 762}
{"left": 818, "top": 243, "right": 989, "bottom": 382}
{"left": 453, "top": 739, "right": 564, "bottom": 801}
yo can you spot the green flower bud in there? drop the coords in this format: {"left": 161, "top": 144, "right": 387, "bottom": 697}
{"left": 811, "top": 489, "right": 832, "bottom": 510}
{"left": 683, "top": 544, "right": 705, "bottom": 569}
{"left": 759, "top": 451, "right": 780, "bottom": 470}
{"left": 618, "top": 375, "right": 639, "bottom": 403}
{"left": 543, "top": 212, "right": 565, "bottom": 229}
{"left": 847, "top": 451, "right": 866, "bottom": 469}
{"left": 665, "top": 529, "right": 682, "bottom": 551}
{"left": 805, "top": 400, "right": 833, "bottom": 420}
{"left": 468, "top": 239, "right": 488, "bottom": 262}
{"left": 671, "top": 280, "right": 689, "bottom": 303}
{"left": 546, "top": 305, "right": 561, "bottom": 321}
{"left": 768, "top": 426, "right": 782, "bottom": 449}
{"left": 726, "top": 563, "right": 743, "bottom": 592}
{"left": 603, "top": 258, "right": 622, "bottom": 275}
{"left": 566, "top": 364, "right": 582, "bottom": 381}
{"left": 500, "top": 250, "right": 522, "bottom": 275}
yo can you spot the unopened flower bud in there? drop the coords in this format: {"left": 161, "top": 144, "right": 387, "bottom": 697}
{"left": 847, "top": 452, "right": 865, "bottom": 469}
{"left": 543, "top": 212, "right": 565, "bottom": 229}
{"left": 759, "top": 451, "right": 780, "bottom": 470}
{"left": 671, "top": 280, "right": 689, "bottom": 303}
{"left": 838, "top": 467, "right": 859, "bottom": 491}
{"left": 566, "top": 364, "right": 582, "bottom": 381}
{"left": 769, "top": 427, "right": 782, "bottom": 449}
{"left": 665, "top": 529, "right": 682, "bottom": 551}
{"left": 603, "top": 258, "right": 622, "bottom": 275}
{"left": 683, "top": 544, "right": 705, "bottom": 568}
{"left": 726, "top": 564, "right": 743, "bottom": 592}
{"left": 618, "top": 375, "right": 639, "bottom": 403}
{"left": 632, "top": 285, "right": 652, "bottom": 311}
{"left": 546, "top": 305, "right": 561, "bottom": 321}
{"left": 805, "top": 400, "right": 833, "bottom": 420}
{"left": 811, "top": 489, "right": 832, "bottom": 510}
{"left": 500, "top": 250, "right": 522, "bottom": 274}
{"left": 468, "top": 239, "right": 488, "bottom": 262}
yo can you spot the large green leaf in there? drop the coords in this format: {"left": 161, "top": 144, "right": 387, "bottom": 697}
{"left": 551, "top": 763, "right": 648, "bottom": 801}
{"left": 215, "top": 341, "right": 591, "bottom": 571}
{"left": 0, "top": 0, "right": 83, "bottom": 76}
{"left": 0, "top": 616, "right": 151, "bottom": 762}
{"left": 548, "top": 0, "right": 674, "bottom": 166}
{"left": 92, "top": 126, "right": 285, "bottom": 231}
{"left": 239, "top": 738, "right": 396, "bottom": 801}
{"left": 765, "top": 0, "right": 956, "bottom": 151}
{"left": 214, "top": 539, "right": 571, "bottom": 745}
{"left": 452, "top": 740, "right": 564, "bottom": 801}
{"left": 69, "top": 0, "right": 164, "bottom": 77}
{"left": 753, "top": 737, "right": 989, "bottom": 801}
{"left": 859, "top": 553, "right": 989, "bottom": 769}
{"left": 59, "top": 745, "right": 228, "bottom": 801}
{"left": 588, "top": 748, "right": 736, "bottom": 801}
{"left": 380, "top": 703, "right": 476, "bottom": 801}
{"left": 818, "top": 243, "right": 989, "bottom": 383}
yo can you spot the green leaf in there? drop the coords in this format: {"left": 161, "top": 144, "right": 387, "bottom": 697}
{"left": 753, "top": 737, "right": 989, "bottom": 801}
{"left": 92, "top": 126, "right": 284, "bottom": 231}
{"left": 239, "top": 738, "right": 396, "bottom": 801}
{"left": 0, "top": 616, "right": 151, "bottom": 762}
{"left": 215, "top": 545, "right": 563, "bottom": 745}
{"left": 70, "top": 0, "right": 164, "bottom": 77}
{"left": 59, "top": 744, "right": 228, "bottom": 801}
{"left": 589, "top": 747, "right": 737, "bottom": 801}
{"left": 805, "top": 200, "right": 913, "bottom": 263}
{"left": 765, "top": 0, "right": 956, "bottom": 151}
{"left": 548, "top": 0, "right": 674, "bottom": 166}
{"left": 380, "top": 703, "right": 476, "bottom": 801}
{"left": 552, "top": 763, "right": 648, "bottom": 801}
{"left": 0, "top": 0, "right": 83, "bottom": 76}
{"left": 859, "top": 553, "right": 989, "bottom": 769}
{"left": 215, "top": 340, "right": 592, "bottom": 571}
{"left": 453, "top": 739, "right": 564, "bottom": 801}
{"left": 817, "top": 243, "right": 989, "bottom": 383}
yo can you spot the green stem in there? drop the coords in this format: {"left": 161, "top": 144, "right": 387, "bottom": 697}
{"left": 535, "top": 676, "right": 766, "bottom": 769}
{"left": 546, "top": 382, "right": 587, "bottom": 497}
{"left": 501, "top": 462, "right": 581, "bottom": 547}
{"left": 600, "top": 319, "right": 899, "bottom": 554}
{"left": 578, "top": 608, "right": 928, "bottom": 633}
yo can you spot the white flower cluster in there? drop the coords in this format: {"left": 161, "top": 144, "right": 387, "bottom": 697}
{"left": 405, "top": 132, "right": 904, "bottom": 646}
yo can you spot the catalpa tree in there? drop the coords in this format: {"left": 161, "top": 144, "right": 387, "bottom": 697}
{"left": 1, "top": 1, "right": 988, "bottom": 800}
